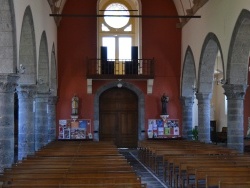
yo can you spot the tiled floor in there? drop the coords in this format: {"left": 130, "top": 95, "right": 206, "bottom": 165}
{"left": 119, "top": 149, "right": 169, "bottom": 188}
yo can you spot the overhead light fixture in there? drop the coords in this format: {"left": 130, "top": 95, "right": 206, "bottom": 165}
{"left": 117, "top": 83, "right": 123, "bottom": 88}
{"left": 117, "top": 79, "right": 122, "bottom": 88}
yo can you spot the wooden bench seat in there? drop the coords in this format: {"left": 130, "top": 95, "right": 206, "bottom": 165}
{"left": 3, "top": 183, "right": 147, "bottom": 188}
{"left": 206, "top": 175, "right": 250, "bottom": 188}
{"left": 192, "top": 167, "right": 250, "bottom": 188}
{"left": 163, "top": 154, "right": 250, "bottom": 186}
{"left": 219, "top": 181, "right": 250, "bottom": 188}
{"left": 14, "top": 160, "right": 129, "bottom": 167}
{"left": 4, "top": 172, "right": 137, "bottom": 180}
{"left": 137, "top": 140, "right": 250, "bottom": 188}
{"left": 177, "top": 157, "right": 250, "bottom": 187}
{"left": 162, "top": 151, "right": 248, "bottom": 181}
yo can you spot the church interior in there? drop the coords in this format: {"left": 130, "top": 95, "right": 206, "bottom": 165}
{"left": 1, "top": 0, "right": 250, "bottom": 187}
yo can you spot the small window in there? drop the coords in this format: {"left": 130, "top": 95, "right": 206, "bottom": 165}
{"left": 104, "top": 3, "right": 129, "bottom": 29}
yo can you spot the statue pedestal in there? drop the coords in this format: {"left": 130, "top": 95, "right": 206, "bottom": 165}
{"left": 160, "top": 114, "right": 169, "bottom": 128}
{"left": 71, "top": 114, "right": 78, "bottom": 122}
{"left": 160, "top": 114, "right": 169, "bottom": 122}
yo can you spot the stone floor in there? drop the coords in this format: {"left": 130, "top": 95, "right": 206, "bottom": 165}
{"left": 119, "top": 148, "right": 169, "bottom": 188}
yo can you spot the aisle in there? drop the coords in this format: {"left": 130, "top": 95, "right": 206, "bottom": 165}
{"left": 119, "top": 149, "right": 168, "bottom": 188}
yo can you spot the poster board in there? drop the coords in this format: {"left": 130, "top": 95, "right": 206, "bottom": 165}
{"left": 147, "top": 119, "right": 179, "bottom": 138}
{"left": 58, "top": 119, "right": 92, "bottom": 140}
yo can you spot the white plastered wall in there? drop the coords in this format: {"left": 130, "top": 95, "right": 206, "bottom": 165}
{"left": 13, "top": 0, "right": 57, "bottom": 70}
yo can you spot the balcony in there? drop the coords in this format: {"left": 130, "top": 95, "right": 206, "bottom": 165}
{"left": 86, "top": 58, "right": 154, "bottom": 80}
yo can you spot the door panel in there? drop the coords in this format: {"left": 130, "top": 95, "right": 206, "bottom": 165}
{"left": 99, "top": 88, "right": 138, "bottom": 148}
{"left": 99, "top": 112, "right": 117, "bottom": 143}
{"left": 119, "top": 111, "right": 138, "bottom": 148}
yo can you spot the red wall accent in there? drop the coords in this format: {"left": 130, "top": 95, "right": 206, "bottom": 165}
{"left": 244, "top": 57, "right": 250, "bottom": 136}
{"left": 57, "top": 0, "right": 182, "bottom": 135}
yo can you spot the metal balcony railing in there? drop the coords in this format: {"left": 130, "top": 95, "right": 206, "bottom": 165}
{"left": 86, "top": 58, "right": 154, "bottom": 79}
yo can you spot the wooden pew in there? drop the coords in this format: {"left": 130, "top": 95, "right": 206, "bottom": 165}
{"left": 177, "top": 156, "right": 250, "bottom": 187}
{"left": 219, "top": 181, "right": 250, "bottom": 188}
{"left": 206, "top": 175, "right": 250, "bottom": 188}
{"left": 3, "top": 183, "right": 147, "bottom": 188}
{"left": 2, "top": 140, "right": 147, "bottom": 188}
{"left": 137, "top": 139, "right": 249, "bottom": 188}
{"left": 193, "top": 167, "right": 250, "bottom": 188}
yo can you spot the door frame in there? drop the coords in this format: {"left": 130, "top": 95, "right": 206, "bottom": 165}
{"left": 93, "top": 81, "right": 145, "bottom": 142}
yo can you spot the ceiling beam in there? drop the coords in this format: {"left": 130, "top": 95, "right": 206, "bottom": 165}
{"left": 49, "top": 14, "right": 201, "bottom": 19}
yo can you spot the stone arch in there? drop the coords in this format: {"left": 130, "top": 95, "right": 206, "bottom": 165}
{"left": 181, "top": 46, "right": 196, "bottom": 97}
{"left": 196, "top": 32, "right": 225, "bottom": 143}
{"left": 0, "top": 0, "right": 17, "bottom": 73}
{"left": 18, "top": 5, "right": 36, "bottom": 84}
{"left": 223, "top": 9, "right": 250, "bottom": 152}
{"left": 50, "top": 43, "right": 57, "bottom": 96}
{"left": 180, "top": 46, "right": 196, "bottom": 139}
{"left": 198, "top": 33, "right": 225, "bottom": 93}
{"left": 0, "top": 0, "right": 19, "bottom": 173}
{"left": 93, "top": 81, "right": 145, "bottom": 141}
{"left": 227, "top": 9, "right": 250, "bottom": 85}
{"left": 37, "top": 31, "right": 49, "bottom": 93}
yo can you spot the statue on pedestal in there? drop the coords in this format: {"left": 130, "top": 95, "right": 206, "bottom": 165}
{"left": 161, "top": 93, "right": 169, "bottom": 115}
{"left": 71, "top": 94, "right": 79, "bottom": 115}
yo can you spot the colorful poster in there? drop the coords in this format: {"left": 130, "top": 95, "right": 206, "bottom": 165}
{"left": 58, "top": 119, "right": 91, "bottom": 139}
{"left": 148, "top": 119, "right": 179, "bottom": 138}
{"left": 164, "top": 127, "right": 170, "bottom": 135}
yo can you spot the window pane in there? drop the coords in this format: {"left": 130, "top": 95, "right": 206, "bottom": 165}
{"left": 119, "top": 37, "right": 131, "bottom": 59}
{"left": 102, "top": 24, "right": 110, "bottom": 31}
{"left": 102, "top": 37, "right": 115, "bottom": 59}
{"left": 104, "top": 3, "right": 129, "bottom": 29}
{"left": 124, "top": 24, "right": 132, "bottom": 32}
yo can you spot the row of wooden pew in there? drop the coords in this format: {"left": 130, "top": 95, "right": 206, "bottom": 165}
{"left": 138, "top": 140, "right": 250, "bottom": 188}
{"left": 0, "top": 140, "right": 147, "bottom": 188}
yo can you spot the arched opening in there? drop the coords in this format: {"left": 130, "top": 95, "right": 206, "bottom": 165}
{"left": 93, "top": 81, "right": 145, "bottom": 145}
{"left": 196, "top": 33, "right": 224, "bottom": 143}
{"left": 181, "top": 46, "right": 196, "bottom": 139}
{"left": 99, "top": 87, "right": 138, "bottom": 148}
{"left": 226, "top": 9, "right": 250, "bottom": 152}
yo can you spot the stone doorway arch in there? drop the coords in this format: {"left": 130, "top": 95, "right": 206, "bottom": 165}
{"left": 93, "top": 81, "right": 145, "bottom": 142}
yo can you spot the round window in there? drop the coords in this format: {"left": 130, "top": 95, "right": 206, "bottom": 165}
{"left": 104, "top": 3, "right": 130, "bottom": 29}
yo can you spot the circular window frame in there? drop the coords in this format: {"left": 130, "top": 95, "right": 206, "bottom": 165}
{"left": 104, "top": 3, "right": 130, "bottom": 29}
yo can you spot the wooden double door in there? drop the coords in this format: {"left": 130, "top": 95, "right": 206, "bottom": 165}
{"left": 99, "top": 88, "right": 138, "bottom": 148}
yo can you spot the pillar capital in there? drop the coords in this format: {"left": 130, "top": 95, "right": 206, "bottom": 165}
{"left": 16, "top": 85, "right": 37, "bottom": 99}
{"left": 223, "top": 84, "right": 248, "bottom": 100}
{"left": 195, "top": 92, "right": 212, "bottom": 101}
{"left": 180, "top": 96, "right": 194, "bottom": 107}
{"left": 0, "top": 74, "right": 19, "bottom": 93}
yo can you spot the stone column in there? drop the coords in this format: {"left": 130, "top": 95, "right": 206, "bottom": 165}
{"left": 16, "top": 85, "right": 36, "bottom": 160}
{"left": 181, "top": 96, "right": 194, "bottom": 140}
{"left": 223, "top": 84, "right": 247, "bottom": 153}
{"left": 34, "top": 93, "right": 49, "bottom": 151}
{"left": 196, "top": 93, "right": 212, "bottom": 143}
{"left": 47, "top": 96, "right": 58, "bottom": 142}
{"left": 0, "top": 74, "right": 19, "bottom": 173}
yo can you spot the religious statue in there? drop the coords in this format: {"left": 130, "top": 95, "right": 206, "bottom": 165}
{"left": 71, "top": 94, "right": 79, "bottom": 115}
{"left": 161, "top": 93, "right": 169, "bottom": 115}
